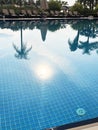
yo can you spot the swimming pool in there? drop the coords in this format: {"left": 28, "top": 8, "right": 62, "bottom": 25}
{"left": 0, "top": 19, "right": 98, "bottom": 130}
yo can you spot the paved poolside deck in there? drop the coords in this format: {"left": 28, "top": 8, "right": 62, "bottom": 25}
{"left": 69, "top": 123, "right": 98, "bottom": 130}
{"left": 46, "top": 116, "right": 98, "bottom": 130}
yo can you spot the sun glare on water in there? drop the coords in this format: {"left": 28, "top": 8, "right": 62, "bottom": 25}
{"left": 36, "top": 64, "right": 53, "bottom": 80}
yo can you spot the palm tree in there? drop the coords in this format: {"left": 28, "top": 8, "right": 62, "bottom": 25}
{"left": 77, "top": 0, "right": 98, "bottom": 10}
{"left": 13, "top": 22, "right": 32, "bottom": 59}
{"left": 68, "top": 30, "right": 80, "bottom": 51}
{"left": 61, "top": 1, "right": 68, "bottom": 6}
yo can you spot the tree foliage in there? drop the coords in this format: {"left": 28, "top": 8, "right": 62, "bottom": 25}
{"left": 0, "top": 0, "right": 34, "bottom": 6}
{"left": 48, "top": 0, "right": 61, "bottom": 11}
{"left": 77, "top": 0, "right": 98, "bottom": 10}
{"left": 71, "top": 0, "right": 98, "bottom": 15}
{"left": 71, "top": 2, "right": 84, "bottom": 14}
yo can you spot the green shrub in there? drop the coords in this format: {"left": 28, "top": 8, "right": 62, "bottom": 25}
{"left": 95, "top": 4, "right": 98, "bottom": 12}
{"left": 71, "top": 2, "right": 95, "bottom": 16}
{"left": 70, "top": 2, "right": 83, "bottom": 14}
{"left": 48, "top": 0, "right": 61, "bottom": 11}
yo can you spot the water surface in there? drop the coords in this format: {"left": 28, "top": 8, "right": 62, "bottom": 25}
{"left": 0, "top": 20, "right": 98, "bottom": 130}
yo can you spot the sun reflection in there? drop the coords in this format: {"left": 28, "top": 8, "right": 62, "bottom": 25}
{"left": 36, "top": 64, "right": 53, "bottom": 80}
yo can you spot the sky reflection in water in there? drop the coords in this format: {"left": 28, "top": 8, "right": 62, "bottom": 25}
{"left": 0, "top": 20, "right": 98, "bottom": 130}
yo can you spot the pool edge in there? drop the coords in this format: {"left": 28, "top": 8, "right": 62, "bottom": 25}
{"left": 46, "top": 117, "right": 98, "bottom": 130}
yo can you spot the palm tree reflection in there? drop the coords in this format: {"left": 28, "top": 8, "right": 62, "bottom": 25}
{"left": 79, "top": 37, "right": 91, "bottom": 55}
{"left": 13, "top": 22, "right": 32, "bottom": 59}
{"left": 79, "top": 37, "right": 98, "bottom": 55}
{"left": 69, "top": 20, "right": 98, "bottom": 55}
{"left": 68, "top": 30, "right": 80, "bottom": 51}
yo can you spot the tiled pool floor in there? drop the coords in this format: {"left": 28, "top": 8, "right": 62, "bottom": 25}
{"left": 0, "top": 20, "right": 98, "bottom": 130}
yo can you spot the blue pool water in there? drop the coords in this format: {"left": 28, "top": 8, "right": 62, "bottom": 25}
{"left": 0, "top": 20, "right": 98, "bottom": 130}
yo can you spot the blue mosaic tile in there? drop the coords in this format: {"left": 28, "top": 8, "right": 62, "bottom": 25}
{"left": 0, "top": 20, "right": 98, "bottom": 130}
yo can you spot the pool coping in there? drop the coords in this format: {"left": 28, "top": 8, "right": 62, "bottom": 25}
{"left": 0, "top": 17, "right": 98, "bottom": 21}
{"left": 69, "top": 122, "right": 98, "bottom": 130}
{"left": 46, "top": 117, "right": 98, "bottom": 130}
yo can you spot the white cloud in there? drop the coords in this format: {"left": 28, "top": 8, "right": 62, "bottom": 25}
{"left": 63, "top": 0, "right": 76, "bottom": 6}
